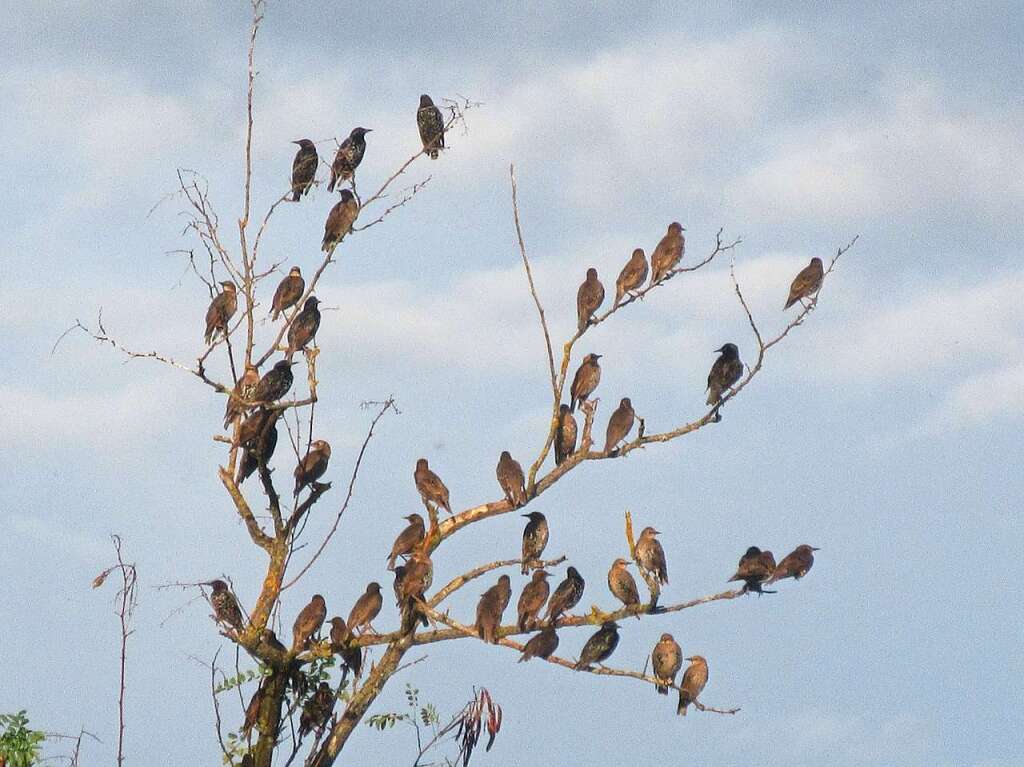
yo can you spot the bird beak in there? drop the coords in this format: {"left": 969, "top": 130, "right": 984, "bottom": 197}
{"left": 365, "top": 129, "right": 373, "bottom": 133}
{"left": 811, "top": 547, "right": 821, "bottom": 551}
{"left": 595, "top": 354, "right": 603, "bottom": 359}
{"left": 652, "top": 529, "right": 661, "bottom": 535}
{"left": 685, "top": 656, "right": 694, "bottom": 661}
{"left": 291, "top": 140, "right": 301, "bottom": 145}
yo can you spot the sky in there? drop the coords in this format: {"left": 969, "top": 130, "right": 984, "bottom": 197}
{"left": 1, "top": 1, "right": 1023, "bottom": 765}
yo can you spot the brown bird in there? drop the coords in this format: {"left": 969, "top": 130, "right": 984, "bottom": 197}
{"left": 290, "top": 139, "right": 318, "bottom": 202}
{"left": 706, "top": 343, "right": 743, "bottom": 406}
{"left": 604, "top": 397, "right": 635, "bottom": 453}
{"left": 347, "top": 583, "right": 383, "bottom": 634}
{"left": 242, "top": 682, "right": 264, "bottom": 735}
{"left": 554, "top": 404, "right": 578, "bottom": 465}
{"left": 286, "top": 296, "right": 321, "bottom": 359}
{"left": 329, "top": 616, "right": 362, "bottom": 677}
{"left": 545, "top": 566, "right": 585, "bottom": 624}
{"left": 204, "top": 281, "right": 237, "bottom": 345}
{"left": 252, "top": 360, "right": 296, "bottom": 404}
{"left": 223, "top": 363, "right": 260, "bottom": 430}
{"left": 392, "top": 565, "right": 407, "bottom": 606}
{"left": 652, "top": 633, "right": 683, "bottom": 695}
{"left": 518, "top": 627, "right": 559, "bottom": 662}
{"left": 614, "top": 248, "right": 648, "bottom": 307}
{"left": 260, "top": 628, "right": 288, "bottom": 655}
{"left": 729, "top": 546, "right": 777, "bottom": 593}
{"left": 270, "top": 266, "right": 305, "bottom": 321}
{"left": 476, "top": 574, "right": 512, "bottom": 644}
{"left": 496, "top": 451, "right": 527, "bottom": 507}
{"left": 517, "top": 569, "right": 551, "bottom": 631}
{"left": 299, "top": 681, "right": 334, "bottom": 737}
{"left": 677, "top": 655, "right": 709, "bottom": 716}
{"left": 399, "top": 550, "right": 433, "bottom": 630}
{"left": 292, "top": 594, "right": 327, "bottom": 651}
{"left": 766, "top": 544, "right": 819, "bottom": 584}
{"left": 607, "top": 558, "right": 641, "bottom": 614}
{"left": 236, "top": 411, "right": 279, "bottom": 484}
{"left": 417, "top": 94, "right": 445, "bottom": 159}
{"left": 574, "top": 621, "right": 620, "bottom": 670}
{"left": 569, "top": 353, "right": 602, "bottom": 412}
{"left": 322, "top": 189, "right": 359, "bottom": 252}
{"left": 328, "top": 616, "right": 349, "bottom": 646}
{"left": 635, "top": 527, "right": 668, "bottom": 586}
{"left": 785, "top": 257, "right": 824, "bottom": 309}
{"left": 520, "top": 511, "right": 549, "bottom": 575}
{"left": 387, "top": 514, "right": 425, "bottom": 570}
{"left": 577, "top": 267, "right": 605, "bottom": 332}
{"left": 294, "top": 439, "right": 331, "bottom": 494}
{"left": 327, "top": 127, "right": 371, "bottom": 192}
{"left": 649, "top": 222, "right": 685, "bottom": 286}
{"left": 236, "top": 406, "right": 273, "bottom": 448}
{"left": 209, "top": 580, "right": 243, "bottom": 631}
{"left": 414, "top": 458, "right": 451, "bottom": 513}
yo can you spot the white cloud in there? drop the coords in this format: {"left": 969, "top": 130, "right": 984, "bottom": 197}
{"left": 925, "top": 363, "right": 1024, "bottom": 431}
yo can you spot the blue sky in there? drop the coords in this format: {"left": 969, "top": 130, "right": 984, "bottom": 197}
{"left": 2, "top": 2, "right": 1022, "bottom": 765}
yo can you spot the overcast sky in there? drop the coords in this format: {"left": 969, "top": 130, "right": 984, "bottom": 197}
{"left": 2, "top": 2, "right": 1022, "bottom": 765}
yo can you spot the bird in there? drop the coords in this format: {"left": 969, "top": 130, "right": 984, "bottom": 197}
{"left": 785, "top": 257, "right": 824, "bottom": 309}
{"left": 236, "top": 406, "right": 274, "bottom": 448}
{"left": 607, "top": 558, "right": 641, "bottom": 615}
{"left": 347, "top": 583, "right": 383, "bottom": 634}
{"left": 518, "top": 627, "right": 559, "bottom": 662}
{"left": 224, "top": 364, "right": 260, "bottom": 430}
{"left": 520, "top": 511, "right": 549, "bottom": 574}
{"left": 236, "top": 411, "right": 279, "bottom": 484}
{"left": 476, "top": 574, "right": 512, "bottom": 644}
{"left": 577, "top": 268, "right": 605, "bottom": 332}
{"left": 766, "top": 544, "right": 819, "bottom": 584}
{"left": 209, "top": 580, "right": 244, "bottom": 631}
{"left": 574, "top": 621, "right": 620, "bottom": 670}
{"left": 328, "top": 616, "right": 362, "bottom": 677}
{"left": 417, "top": 94, "right": 445, "bottom": 159}
{"left": 392, "top": 565, "right": 407, "bottom": 606}
{"left": 294, "top": 439, "right": 331, "bottom": 494}
{"left": 604, "top": 397, "right": 635, "bottom": 453}
{"left": 614, "top": 248, "right": 648, "bottom": 307}
{"left": 569, "top": 353, "right": 602, "bottom": 412}
{"left": 517, "top": 569, "right": 551, "bottom": 631}
{"left": 204, "top": 281, "right": 238, "bottom": 345}
{"left": 299, "top": 681, "right": 334, "bottom": 737}
{"left": 270, "top": 267, "right": 305, "bottom": 321}
{"left": 260, "top": 628, "right": 288, "bottom": 656}
{"left": 328, "top": 616, "right": 349, "bottom": 646}
{"left": 414, "top": 458, "right": 451, "bottom": 514}
{"left": 554, "top": 404, "right": 578, "bottom": 465}
{"left": 286, "top": 296, "right": 321, "bottom": 359}
{"left": 729, "top": 546, "right": 777, "bottom": 593}
{"left": 545, "top": 566, "right": 585, "bottom": 624}
{"left": 242, "top": 682, "right": 264, "bottom": 735}
{"left": 292, "top": 594, "right": 327, "bottom": 651}
{"left": 328, "top": 127, "right": 371, "bottom": 192}
{"left": 290, "top": 139, "right": 318, "bottom": 202}
{"left": 706, "top": 343, "right": 743, "bottom": 406}
{"left": 322, "top": 189, "right": 359, "bottom": 252}
{"left": 635, "top": 527, "right": 668, "bottom": 586}
{"left": 387, "top": 514, "right": 425, "bottom": 570}
{"left": 496, "top": 451, "right": 527, "bottom": 508}
{"left": 649, "top": 222, "right": 685, "bottom": 286}
{"left": 399, "top": 550, "right": 433, "bottom": 630}
{"left": 677, "top": 656, "right": 709, "bottom": 716}
{"left": 252, "top": 360, "right": 296, "bottom": 404}
{"left": 652, "top": 633, "right": 683, "bottom": 695}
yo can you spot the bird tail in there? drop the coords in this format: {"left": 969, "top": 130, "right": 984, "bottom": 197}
{"left": 292, "top": 190, "right": 301, "bottom": 202}
{"left": 706, "top": 388, "right": 720, "bottom": 407}
{"left": 677, "top": 695, "right": 691, "bottom": 716}
{"left": 569, "top": 398, "right": 577, "bottom": 413}
{"left": 521, "top": 560, "right": 529, "bottom": 575}
{"left": 784, "top": 294, "right": 797, "bottom": 309}
{"left": 656, "top": 684, "right": 668, "bottom": 695}
{"left": 428, "top": 148, "right": 439, "bottom": 160}
{"left": 386, "top": 554, "right": 396, "bottom": 571}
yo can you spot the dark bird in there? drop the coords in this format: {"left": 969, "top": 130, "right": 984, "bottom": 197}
{"left": 476, "top": 574, "right": 512, "bottom": 644}
{"left": 204, "top": 281, "right": 238, "bottom": 345}
{"left": 347, "top": 582, "right": 383, "bottom": 634}
{"left": 614, "top": 248, "right": 648, "bottom": 307}
{"left": 520, "top": 511, "right": 549, "bottom": 575}
{"left": 322, "top": 189, "right": 359, "bottom": 252}
{"left": 604, "top": 397, "right": 635, "bottom": 453}
{"left": 417, "top": 94, "right": 445, "bottom": 159}
{"left": 518, "top": 627, "right": 559, "bottom": 662}
{"left": 236, "top": 406, "right": 273, "bottom": 448}
{"left": 328, "top": 127, "right": 371, "bottom": 192}
{"left": 260, "top": 628, "right": 288, "bottom": 655}
{"left": 290, "top": 139, "right": 318, "bottom": 202}
{"left": 209, "top": 580, "right": 243, "bottom": 631}
{"left": 328, "top": 616, "right": 349, "bottom": 646}
{"left": 569, "top": 353, "right": 602, "bottom": 412}
{"left": 236, "top": 411, "right": 279, "bottom": 484}
{"left": 635, "top": 527, "right": 668, "bottom": 585}
{"left": 242, "top": 682, "right": 264, "bottom": 735}
{"left": 766, "top": 544, "right": 819, "bottom": 584}
{"left": 706, "top": 343, "right": 743, "bottom": 406}
{"left": 607, "top": 558, "right": 640, "bottom": 614}
{"left": 329, "top": 617, "right": 363, "bottom": 677}
{"left": 224, "top": 363, "right": 260, "bottom": 430}
{"left": 517, "top": 569, "right": 551, "bottom": 631}
{"left": 252, "top": 360, "right": 295, "bottom": 404}
{"left": 649, "top": 222, "right": 685, "bottom": 286}
{"left": 292, "top": 594, "right": 327, "bottom": 651}
{"left": 270, "top": 266, "right": 305, "bottom": 321}
{"left": 652, "top": 633, "right": 683, "bottom": 695}
{"left": 677, "top": 655, "right": 709, "bottom": 716}
{"left": 545, "top": 566, "right": 585, "bottom": 624}
{"left": 387, "top": 514, "right": 425, "bottom": 571}
{"left": 785, "top": 257, "right": 824, "bottom": 309}
{"left": 554, "top": 404, "right": 578, "bottom": 465}
{"left": 299, "top": 682, "right": 334, "bottom": 737}
{"left": 286, "top": 296, "right": 321, "bottom": 359}
{"left": 399, "top": 550, "right": 433, "bottom": 630}
{"left": 496, "top": 451, "right": 527, "bottom": 508}
{"left": 574, "top": 621, "right": 620, "bottom": 670}
{"left": 294, "top": 439, "right": 331, "bottom": 494}
{"left": 729, "top": 546, "right": 777, "bottom": 593}
{"left": 415, "top": 458, "right": 451, "bottom": 514}
{"left": 576, "top": 267, "right": 605, "bottom": 332}
{"left": 392, "top": 565, "right": 407, "bottom": 606}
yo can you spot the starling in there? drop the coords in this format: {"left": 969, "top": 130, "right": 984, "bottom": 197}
{"left": 554, "top": 404, "right": 578, "bottom": 465}
{"left": 328, "top": 616, "right": 349, "bottom": 646}
{"left": 236, "top": 406, "right": 273, "bottom": 448}
{"left": 517, "top": 569, "right": 551, "bottom": 631}
{"left": 321, "top": 189, "right": 359, "bottom": 252}
{"left": 204, "top": 281, "right": 238, "bottom": 345}
{"left": 520, "top": 511, "right": 549, "bottom": 574}
{"left": 706, "top": 343, "right": 743, "bottom": 406}
{"left": 399, "top": 550, "right": 433, "bottom": 630}
{"left": 286, "top": 296, "right": 321, "bottom": 359}
{"left": 607, "top": 558, "right": 640, "bottom": 614}
{"left": 387, "top": 514, "right": 425, "bottom": 570}
{"left": 518, "top": 627, "right": 559, "bottom": 662}
{"left": 569, "top": 353, "right": 602, "bottom": 412}
{"left": 270, "top": 266, "right": 305, "bottom": 321}
{"left": 677, "top": 656, "right": 709, "bottom": 716}
{"left": 576, "top": 267, "right": 605, "bottom": 332}
{"left": 496, "top": 451, "right": 528, "bottom": 508}
{"left": 414, "top": 458, "right": 451, "bottom": 514}
{"left": 649, "top": 222, "right": 685, "bottom": 287}
{"left": 545, "top": 566, "right": 585, "bottom": 624}
{"left": 236, "top": 411, "right": 279, "bottom": 484}
{"left": 299, "top": 681, "right": 334, "bottom": 737}
{"left": 603, "top": 397, "right": 635, "bottom": 453}
{"left": 729, "top": 546, "right": 777, "bottom": 593}
{"left": 292, "top": 594, "right": 327, "bottom": 651}
{"left": 476, "top": 574, "right": 512, "bottom": 644}
{"left": 574, "top": 621, "right": 620, "bottom": 670}
{"left": 252, "top": 360, "right": 295, "bottom": 404}
{"left": 224, "top": 363, "right": 260, "bottom": 430}
{"left": 392, "top": 565, "right": 407, "bottom": 606}
{"left": 652, "top": 633, "right": 682, "bottom": 695}
{"left": 635, "top": 527, "right": 668, "bottom": 585}
{"left": 785, "top": 257, "right": 824, "bottom": 309}
{"left": 294, "top": 439, "right": 331, "bottom": 494}
{"left": 260, "top": 628, "right": 288, "bottom": 655}
{"left": 417, "top": 94, "right": 445, "bottom": 159}
{"left": 614, "top": 248, "right": 648, "bottom": 307}
{"left": 347, "top": 582, "right": 383, "bottom": 634}
{"left": 242, "top": 682, "right": 264, "bottom": 735}
{"left": 327, "top": 127, "right": 371, "bottom": 192}
{"left": 766, "top": 544, "right": 819, "bottom": 584}
{"left": 209, "top": 579, "right": 244, "bottom": 631}
{"left": 290, "top": 139, "right": 318, "bottom": 202}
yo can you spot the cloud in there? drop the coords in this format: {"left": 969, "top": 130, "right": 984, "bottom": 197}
{"left": 925, "top": 363, "right": 1024, "bottom": 431}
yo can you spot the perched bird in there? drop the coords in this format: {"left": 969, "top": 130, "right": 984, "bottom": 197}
{"left": 607, "top": 558, "right": 640, "bottom": 614}
{"left": 706, "top": 343, "right": 743, "bottom": 406}
{"left": 286, "top": 296, "right": 321, "bottom": 359}
{"left": 294, "top": 439, "right": 331, "bottom": 494}
{"left": 635, "top": 527, "right": 668, "bottom": 586}
{"left": 476, "top": 574, "right": 512, "bottom": 644}
{"left": 604, "top": 397, "right": 635, "bottom": 453}
{"left": 328, "top": 127, "right": 371, "bottom": 192}
{"left": 496, "top": 451, "right": 527, "bottom": 508}
{"left": 517, "top": 569, "right": 551, "bottom": 631}
{"left": 224, "top": 364, "right": 260, "bottom": 430}
{"left": 290, "top": 139, "right": 318, "bottom": 202}
{"left": 414, "top": 458, "right": 451, "bottom": 514}
{"left": 729, "top": 546, "right": 777, "bottom": 593}
{"left": 545, "top": 566, "right": 585, "bottom": 624}
{"left": 785, "top": 257, "right": 824, "bottom": 309}
{"left": 347, "top": 583, "right": 383, "bottom": 635}
{"left": 520, "top": 511, "right": 549, "bottom": 574}
{"left": 677, "top": 656, "right": 709, "bottom": 716}
{"left": 649, "top": 222, "right": 685, "bottom": 286}
{"left": 329, "top": 617, "right": 363, "bottom": 678}
{"left": 204, "top": 281, "right": 238, "bottom": 345}
{"left": 209, "top": 580, "right": 243, "bottom": 631}
{"left": 387, "top": 514, "right": 425, "bottom": 570}
{"left": 299, "top": 682, "right": 334, "bottom": 737}
{"left": 292, "top": 594, "right": 327, "bottom": 651}
{"left": 392, "top": 565, "right": 407, "bottom": 606}
{"left": 574, "top": 621, "right": 620, "bottom": 670}
{"left": 399, "top": 551, "right": 433, "bottom": 630}
{"left": 242, "top": 682, "right": 264, "bottom": 735}
{"left": 518, "top": 627, "right": 559, "bottom": 662}
{"left": 328, "top": 616, "right": 349, "bottom": 646}
{"left": 652, "top": 633, "right": 683, "bottom": 695}
{"left": 252, "top": 360, "right": 296, "bottom": 404}
{"left": 270, "top": 267, "right": 305, "bottom": 321}
{"left": 322, "top": 189, "right": 359, "bottom": 252}
{"left": 554, "top": 404, "right": 578, "bottom": 465}
{"left": 614, "top": 248, "right": 648, "bottom": 307}
{"left": 576, "top": 268, "right": 605, "bottom": 332}
{"left": 236, "top": 412, "right": 279, "bottom": 484}
{"left": 569, "top": 353, "right": 602, "bottom": 412}
{"left": 236, "top": 407, "right": 273, "bottom": 448}
{"left": 260, "top": 628, "right": 288, "bottom": 655}
{"left": 417, "top": 94, "right": 445, "bottom": 159}
{"left": 766, "top": 544, "right": 819, "bottom": 584}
